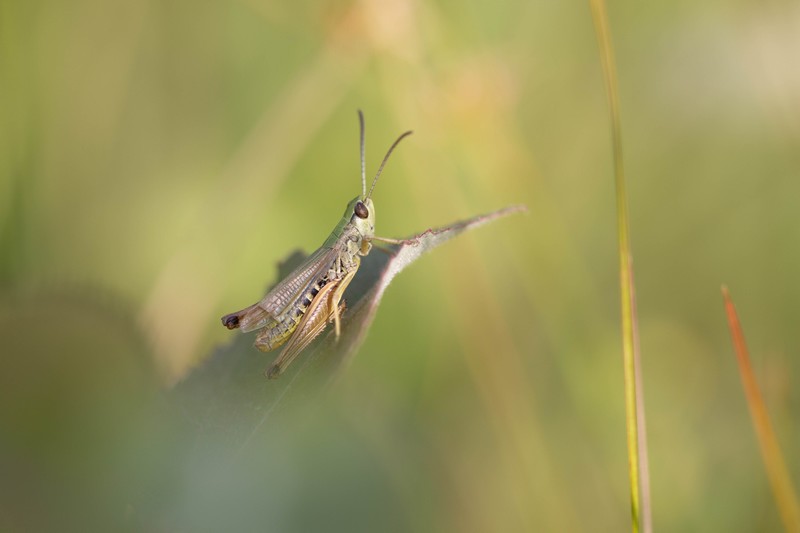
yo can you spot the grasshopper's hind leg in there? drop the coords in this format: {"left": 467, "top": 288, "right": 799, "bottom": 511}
{"left": 265, "top": 282, "right": 338, "bottom": 379}
{"left": 330, "top": 269, "right": 357, "bottom": 338}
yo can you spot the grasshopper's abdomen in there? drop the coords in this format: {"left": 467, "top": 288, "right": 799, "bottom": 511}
{"left": 254, "top": 276, "right": 327, "bottom": 352}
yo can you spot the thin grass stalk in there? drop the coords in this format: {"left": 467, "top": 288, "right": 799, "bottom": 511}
{"left": 589, "top": 1, "right": 652, "bottom": 531}
{"left": 722, "top": 286, "right": 800, "bottom": 532}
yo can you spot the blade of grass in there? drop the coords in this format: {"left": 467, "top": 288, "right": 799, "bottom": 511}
{"left": 589, "top": 2, "right": 652, "bottom": 532}
{"left": 721, "top": 286, "right": 800, "bottom": 532}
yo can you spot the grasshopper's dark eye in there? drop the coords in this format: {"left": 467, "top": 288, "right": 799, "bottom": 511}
{"left": 354, "top": 201, "right": 369, "bottom": 219}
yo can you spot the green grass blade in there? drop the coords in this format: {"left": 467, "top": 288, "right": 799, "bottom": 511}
{"left": 589, "top": 1, "right": 652, "bottom": 531}
{"left": 722, "top": 286, "right": 800, "bottom": 532}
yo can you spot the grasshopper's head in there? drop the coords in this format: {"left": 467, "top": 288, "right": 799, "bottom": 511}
{"left": 346, "top": 196, "right": 375, "bottom": 239}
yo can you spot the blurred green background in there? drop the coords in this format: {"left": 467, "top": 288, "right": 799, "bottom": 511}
{"left": 2, "top": 0, "right": 799, "bottom": 531}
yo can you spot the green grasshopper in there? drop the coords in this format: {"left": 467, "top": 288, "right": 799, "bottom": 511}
{"left": 222, "top": 111, "right": 413, "bottom": 378}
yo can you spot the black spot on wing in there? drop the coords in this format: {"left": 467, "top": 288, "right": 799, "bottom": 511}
{"left": 221, "top": 314, "right": 240, "bottom": 329}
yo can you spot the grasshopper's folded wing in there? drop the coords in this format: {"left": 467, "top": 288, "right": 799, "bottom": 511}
{"left": 222, "top": 246, "right": 338, "bottom": 333}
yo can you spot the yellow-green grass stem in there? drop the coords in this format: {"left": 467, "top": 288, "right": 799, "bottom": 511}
{"left": 589, "top": 1, "right": 652, "bottom": 531}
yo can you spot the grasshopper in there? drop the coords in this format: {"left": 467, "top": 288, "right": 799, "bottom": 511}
{"left": 222, "top": 111, "right": 413, "bottom": 378}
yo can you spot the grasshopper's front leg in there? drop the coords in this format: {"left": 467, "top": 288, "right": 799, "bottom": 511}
{"left": 372, "top": 235, "right": 420, "bottom": 246}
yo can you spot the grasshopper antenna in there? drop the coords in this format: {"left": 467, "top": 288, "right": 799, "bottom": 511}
{"left": 366, "top": 129, "right": 413, "bottom": 201}
{"left": 358, "top": 110, "right": 366, "bottom": 198}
